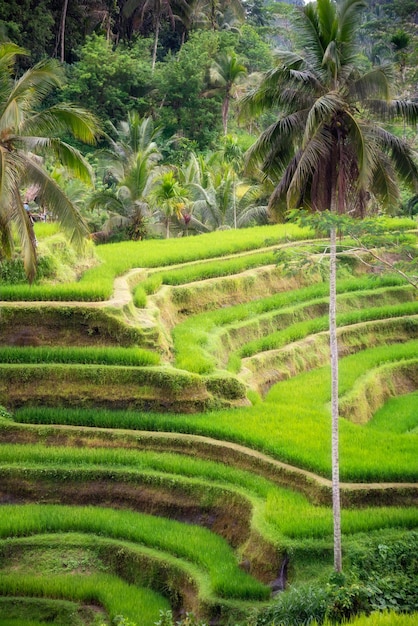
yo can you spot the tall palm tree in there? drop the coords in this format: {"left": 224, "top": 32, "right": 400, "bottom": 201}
{"left": 242, "top": 0, "right": 418, "bottom": 572}
{"left": 89, "top": 113, "right": 162, "bottom": 239}
{"left": 123, "top": 0, "right": 189, "bottom": 71}
{"left": 208, "top": 52, "right": 247, "bottom": 135}
{"left": 207, "top": 0, "right": 245, "bottom": 30}
{"left": 0, "top": 43, "right": 100, "bottom": 282}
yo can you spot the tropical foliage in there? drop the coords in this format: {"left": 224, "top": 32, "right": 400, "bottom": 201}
{"left": 0, "top": 42, "right": 100, "bottom": 281}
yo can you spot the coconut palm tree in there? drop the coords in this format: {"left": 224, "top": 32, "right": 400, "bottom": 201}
{"left": 242, "top": 0, "right": 418, "bottom": 572}
{"left": 150, "top": 169, "right": 189, "bottom": 238}
{"left": 89, "top": 113, "right": 162, "bottom": 239}
{"left": 0, "top": 42, "right": 100, "bottom": 282}
{"left": 207, "top": 0, "right": 245, "bottom": 30}
{"left": 123, "top": 0, "right": 189, "bottom": 71}
{"left": 208, "top": 53, "right": 247, "bottom": 135}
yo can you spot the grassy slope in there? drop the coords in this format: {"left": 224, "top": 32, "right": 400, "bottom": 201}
{"left": 0, "top": 221, "right": 417, "bottom": 624}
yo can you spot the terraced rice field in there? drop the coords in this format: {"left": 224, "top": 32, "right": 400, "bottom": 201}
{"left": 0, "top": 223, "right": 417, "bottom": 625}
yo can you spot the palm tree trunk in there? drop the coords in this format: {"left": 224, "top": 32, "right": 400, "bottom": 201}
{"left": 330, "top": 223, "right": 342, "bottom": 573}
{"left": 59, "top": 0, "right": 69, "bottom": 63}
{"left": 152, "top": 17, "right": 160, "bottom": 72}
{"left": 222, "top": 94, "right": 230, "bottom": 135}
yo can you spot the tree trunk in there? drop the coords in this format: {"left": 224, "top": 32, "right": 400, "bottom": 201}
{"left": 59, "top": 0, "right": 69, "bottom": 63}
{"left": 222, "top": 94, "right": 230, "bottom": 135}
{"left": 151, "top": 17, "right": 160, "bottom": 72}
{"left": 330, "top": 223, "right": 342, "bottom": 573}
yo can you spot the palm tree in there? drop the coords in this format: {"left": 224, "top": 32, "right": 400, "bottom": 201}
{"left": 151, "top": 170, "right": 189, "bottom": 238}
{"left": 0, "top": 43, "right": 100, "bottom": 282}
{"left": 89, "top": 113, "right": 162, "bottom": 239}
{"left": 206, "top": 0, "right": 245, "bottom": 30}
{"left": 208, "top": 53, "right": 247, "bottom": 135}
{"left": 242, "top": 0, "right": 418, "bottom": 572}
{"left": 123, "top": 0, "right": 189, "bottom": 71}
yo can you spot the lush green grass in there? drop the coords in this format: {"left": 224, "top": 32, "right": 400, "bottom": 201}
{"left": 0, "top": 282, "right": 110, "bottom": 302}
{"left": 238, "top": 300, "right": 418, "bottom": 358}
{"left": 145, "top": 249, "right": 278, "bottom": 287}
{"left": 0, "top": 595, "right": 91, "bottom": 626}
{"left": 95, "top": 223, "right": 312, "bottom": 272}
{"left": 367, "top": 391, "right": 418, "bottom": 434}
{"left": 13, "top": 340, "right": 418, "bottom": 481}
{"left": 172, "top": 275, "right": 410, "bottom": 373}
{"left": 0, "top": 346, "right": 160, "bottom": 367}
{"left": 0, "top": 224, "right": 312, "bottom": 302}
{"left": 0, "top": 505, "right": 269, "bottom": 601}
{"left": 0, "top": 443, "right": 416, "bottom": 540}
{"left": 0, "top": 573, "right": 168, "bottom": 626}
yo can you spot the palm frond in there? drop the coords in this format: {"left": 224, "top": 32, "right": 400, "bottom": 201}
{"left": 245, "top": 111, "right": 307, "bottom": 177}
{"left": 10, "top": 189, "right": 37, "bottom": 283}
{"left": 88, "top": 190, "right": 126, "bottom": 215}
{"left": 344, "top": 111, "right": 372, "bottom": 189}
{"left": 23, "top": 157, "right": 89, "bottom": 248}
{"left": 237, "top": 204, "right": 269, "bottom": 227}
{"left": 24, "top": 137, "right": 94, "bottom": 185}
{"left": 297, "top": 1, "right": 325, "bottom": 70}
{"left": 370, "top": 153, "right": 400, "bottom": 208}
{"left": 350, "top": 66, "right": 391, "bottom": 103}
{"left": 303, "top": 92, "right": 345, "bottom": 147}
{"left": 3, "top": 59, "right": 64, "bottom": 120}
{"left": 371, "top": 126, "right": 418, "bottom": 188}
{"left": 287, "top": 125, "right": 333, "bottom": 209}
{"left": 28, "top": 104, "right": 100, "bottom": 145}
{"left": 317, "top": 0, "right": 338, "bottom": 46}
{"left": 338, "top": 0, "right": 367, "bottom": 47}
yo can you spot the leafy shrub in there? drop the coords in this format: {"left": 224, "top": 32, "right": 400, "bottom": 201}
{"left": 155, "top": 610, "right": 207, "bottom": 626}
{"left": 255, "top": 583, "right": 329, "bottom": 625}
{"left": 0, "top": 256, "right": 55, "bottom": 284}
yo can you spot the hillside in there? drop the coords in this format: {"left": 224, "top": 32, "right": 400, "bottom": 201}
{"left": 0, "top": 222, "right": 417, "bottom": 625}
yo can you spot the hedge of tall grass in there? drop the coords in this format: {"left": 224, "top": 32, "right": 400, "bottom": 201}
{"left": 171, "top": 275, "right": 410, "bottom": 373}
{"left": 0, "top": 346, "right": 160, "bottom": 366}
{"left": 0, "top": 596, "right": 90, "bottom": 626}
{"left": 0, "top": 505, "right": 269, "bottom": 601}
{"left": 367, "top": 391, "right": 418, "bottom": 434}
{"left": 0, "top": 444, "right": 416, "bottom": 540}
{"left": 0, "top": 306, "right": 149, "bottom": 347}
{"left": 0, "top": 572, "right": 169, "bottom": 625}
{"left": 238, "top": 301, "right": 418, "bottom": 359}
{"left": 0, "top": 532, "right": 205, "bottom": 617}
{"left": 13, "top": 341, "right": 418, "bottom": 481}
{"left": 0, "top": 224, "right": 312, "bottom": 302}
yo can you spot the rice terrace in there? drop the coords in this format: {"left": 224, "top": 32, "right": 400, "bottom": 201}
{"left": 0, "top": 220, "right": 417, "bottom": 626}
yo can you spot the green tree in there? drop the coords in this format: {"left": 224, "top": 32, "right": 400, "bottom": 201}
{"left": 0, "top": 0, "right": 54, "bottom": 66}
{"left": 242, "top": 0, "right": 418, "bottom": 572}
{"left": 63, "top": 34, "right": 154, "bottom": 123}
{"left": 155, "top": 29, "right": 224, "bottom": 149}
{"left": 89, "top": 113, "right": 162, "bottom": 239}
{"left": 0, "top": 42, "right": 100, "bottom": 281}
{"left": 123, "top": 0, "right": 189, "bottom": 70}
{"left": 207, "top": 51, "right": 247, "bottom": 134}
{"left": 150, "top": 169, "right": 188, "bottom": 237}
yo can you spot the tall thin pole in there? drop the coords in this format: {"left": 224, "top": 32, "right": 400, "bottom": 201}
{"left": 60, "top": 0, "right": 69, "bottom": 63}
{"left": 330, "top": 223, "right": 342, "bottom": 572}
